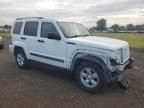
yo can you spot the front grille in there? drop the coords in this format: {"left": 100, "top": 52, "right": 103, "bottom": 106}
{"left": 121, "top": 46, "right": 130, "bottom": 63}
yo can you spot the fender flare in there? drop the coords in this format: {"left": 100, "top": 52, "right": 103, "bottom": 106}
{"left": 70, "top": 53, "right": 111, "bottom": 83}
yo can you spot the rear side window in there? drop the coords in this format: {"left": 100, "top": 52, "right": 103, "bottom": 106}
{"left": 41, "top": 22, "right": 58, "bottom": 38}
{"left": 13, "top": 22, "right": 23, "bottom": 34}
{"left": 24, "top": 22, "right": 39, "bottom": 36}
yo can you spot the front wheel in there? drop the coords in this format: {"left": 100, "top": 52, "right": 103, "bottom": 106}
{"left": 75, "top": 62, "right": 106, "bottom": 93}
{"left": 15, "top": 49, "right": 29, "bottom": 69}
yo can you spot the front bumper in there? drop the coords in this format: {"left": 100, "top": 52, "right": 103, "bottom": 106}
{"left": 110, "top": 57, "right": 134, "bottom": 82}
{"left": 117, "top": 57, "right": 134, "bottom": 71}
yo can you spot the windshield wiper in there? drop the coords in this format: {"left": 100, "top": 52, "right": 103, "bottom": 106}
{"left": 69, "top": 34, "right": 90, "bottom": 38}
{"left": 82, "top": 34, "right": 90, "bottom": 37}
{"left": 71, "top": 35, "right": 79, "bottom": 38}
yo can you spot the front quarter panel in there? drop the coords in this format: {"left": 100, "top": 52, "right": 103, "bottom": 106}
{"left": 67, "top": 43, "right": 115, "bottom": 72}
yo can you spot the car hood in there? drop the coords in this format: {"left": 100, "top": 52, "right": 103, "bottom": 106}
{"left": 67, "top": 36, "right": 128, "bottom": 51}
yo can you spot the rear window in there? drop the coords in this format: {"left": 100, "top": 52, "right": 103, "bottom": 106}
{"left": 24, "top": 22, "right": 39, "bottom": 36}
{"left": 13, "top": 22, "right": 23, "bottom": 34}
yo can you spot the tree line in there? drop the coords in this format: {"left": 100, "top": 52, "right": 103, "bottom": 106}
{"left": 0, "top": 25, "right": 11, "bottom": 32}
{"left": 90, "top": 19, "right": 144, "bottom": 32}
{"left": 0, "top": 25, "right": 11, "bottom": 29}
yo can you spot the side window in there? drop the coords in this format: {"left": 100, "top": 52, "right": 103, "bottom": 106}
{"left": 13, "top": 22, "right": 23, "bottom": 35}
{"left": 24, "top": 22, "right": 39, "bottom": 36}
{"left": 41, "top": 22, "right": 58, "bottom": 38}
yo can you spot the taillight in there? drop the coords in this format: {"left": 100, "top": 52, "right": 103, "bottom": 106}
{"left": 10, "top": 35, "right": 12, "bottom": 44}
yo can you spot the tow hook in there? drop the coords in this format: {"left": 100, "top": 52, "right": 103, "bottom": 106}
{"left": 117, "top": 80, "right": 129, "bottom": 89}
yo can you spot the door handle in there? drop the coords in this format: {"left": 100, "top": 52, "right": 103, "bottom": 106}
{"left": 37, "top": 40, "right": 44, "bottom": 43}
{"left": 21, "top": 37, "right": 26, "bottom": 40}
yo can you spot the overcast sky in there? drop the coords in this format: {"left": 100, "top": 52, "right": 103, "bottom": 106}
{"left": 0, "top": 0, "right": 144, "bottom": 27}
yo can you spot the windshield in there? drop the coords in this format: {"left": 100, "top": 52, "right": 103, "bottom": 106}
{"left": 58, "top": 22, "right": 90, "bottom": 38}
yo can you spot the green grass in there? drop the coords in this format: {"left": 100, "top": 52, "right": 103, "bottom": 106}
{"left": 0, "top": 32, "right": 10, "bottom": 37}
{"left": 92, "top": 33, "right": 144, "bottom": 53}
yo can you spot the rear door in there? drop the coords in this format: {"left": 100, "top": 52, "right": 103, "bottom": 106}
{"left": 21, "top": 21, "right": 39, "bottom": 60}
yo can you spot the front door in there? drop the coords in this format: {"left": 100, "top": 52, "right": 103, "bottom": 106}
{"left": 32, "top": 22, "right": 67, "bottom": 68}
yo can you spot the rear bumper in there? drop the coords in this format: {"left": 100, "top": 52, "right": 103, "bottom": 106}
{"left": 9, "top": 44, "right": 14, "bottom": 55}
{"left": 110, "top": 57, "right": 134, "bottom": 82}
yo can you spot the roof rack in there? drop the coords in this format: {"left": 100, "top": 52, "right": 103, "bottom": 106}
{"left": 16, "top": 17, "right": 44, "bottom": 20}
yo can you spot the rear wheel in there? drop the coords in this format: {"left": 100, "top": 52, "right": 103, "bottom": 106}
{"left": 75, "top": 62, "right": 106, "bottom": 93}
{"left": 15, "top": 49, "right": 29, "bottom": 69}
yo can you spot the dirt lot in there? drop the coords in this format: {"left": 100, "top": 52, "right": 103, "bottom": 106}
{"left": 0, "top": 38, "right": 144, "bottom": 108}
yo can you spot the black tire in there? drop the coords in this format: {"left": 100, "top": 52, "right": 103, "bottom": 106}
{"left": 75, "top": 62, "right": 106, "bottom": 93}
{"left": 0, "top": 44, "right": 4, "bottom": 49}
{"left": 15, "top": 49, "right": 29, "bottom": 69}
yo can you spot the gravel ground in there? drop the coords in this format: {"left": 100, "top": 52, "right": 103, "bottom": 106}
{"left": 0, "top": 38, "right": 144, "bottom": 108}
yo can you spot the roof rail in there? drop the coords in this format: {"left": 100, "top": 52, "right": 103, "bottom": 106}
{"left": 16, "top": 17, "right": 44, "bottom": 20}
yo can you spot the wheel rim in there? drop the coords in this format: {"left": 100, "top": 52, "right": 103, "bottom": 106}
{"left": 17, "top": 53, "right": 25, "bottom": 66}
{"left": 80, "top": 67, "right": 99, "bottom": 88}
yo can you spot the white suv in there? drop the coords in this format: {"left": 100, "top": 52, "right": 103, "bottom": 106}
{"left": 9, "top": 17, "right": 134, "bottom": 93}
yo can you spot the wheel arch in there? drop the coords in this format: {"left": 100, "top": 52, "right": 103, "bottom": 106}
{"left": 14, "top": 46, "right": 24, "bottom": 55}
{"left": 13, "top": 42, "right": 30, "bottom": 59}
{"left": 70, "top": 53, "right": 111, "bottom": 83}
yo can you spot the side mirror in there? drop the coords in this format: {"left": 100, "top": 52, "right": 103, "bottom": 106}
{"left": 48, "top": 33, "right": 61, "bottom": 40}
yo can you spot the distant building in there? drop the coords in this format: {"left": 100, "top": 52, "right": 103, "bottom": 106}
{"left": 107, "top": 29, "right": 114, "bottom": 33}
